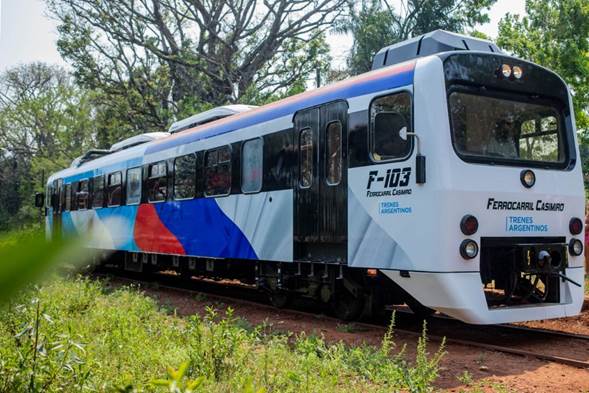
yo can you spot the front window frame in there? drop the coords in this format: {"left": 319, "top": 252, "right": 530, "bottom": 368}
{"left": 368, "top": 90, "right": 414, "bottom": 164}
{"left": 447, "top": 86, "right": 571, "bottom": 170}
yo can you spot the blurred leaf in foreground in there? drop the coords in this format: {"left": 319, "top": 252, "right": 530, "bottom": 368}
{"left": 0, "top": 229, "right": 92, "bottom": 303}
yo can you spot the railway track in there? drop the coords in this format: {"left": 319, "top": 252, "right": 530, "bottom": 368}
{"left": 93, "top": 270, "right": 589, "bottom": 370}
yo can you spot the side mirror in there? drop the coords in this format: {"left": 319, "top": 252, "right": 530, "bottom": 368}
{"left": 398, "top": 127, "right": 426, "bottom": 184}
{"left": 34, "top": 192, "right": 45, "bottom": 208}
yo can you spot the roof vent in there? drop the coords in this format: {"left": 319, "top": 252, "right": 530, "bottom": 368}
{"left": 109, "top": 132, "right": 170, "bottom": 153}
{"left": 372, "top": 29, "right": 502, "bottom": 70}
{"left": 169, "top": 104, "right": 258, "bottom": 134}
{"left": 70, "top": 149, "right": 111, "bottom": 168}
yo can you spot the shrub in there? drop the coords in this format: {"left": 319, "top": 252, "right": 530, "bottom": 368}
{"left": 0, "top": 278, "right": 445, "bottom": 392}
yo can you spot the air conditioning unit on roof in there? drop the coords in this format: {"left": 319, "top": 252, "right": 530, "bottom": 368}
{"left": 168, "top": 104, "right": 258, "bottom": 134}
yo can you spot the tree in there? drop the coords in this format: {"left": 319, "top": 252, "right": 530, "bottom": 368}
{"left": 0, "top": 63, "right": 96, "bottom": 229}
{"left": 497, "top": 0, "right": 589, "bottom": 188}
{"left": 336, "top": 0, "right": 496, "bottom": 75}
{"left": 497, "top": 0, "right": 589, "bottom": 132}
{"left": 46, "top": 0, "right": 342, "bottom": 132}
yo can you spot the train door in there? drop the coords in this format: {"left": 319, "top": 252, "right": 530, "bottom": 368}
{"left": 294, "top": 101, "right": 348, "bottom": 262}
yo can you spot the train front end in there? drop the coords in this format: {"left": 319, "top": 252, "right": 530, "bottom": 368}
{"left": 376, "top": 51, "right": 585, "bottom": 324}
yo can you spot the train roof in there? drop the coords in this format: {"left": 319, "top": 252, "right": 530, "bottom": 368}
{"left": 168, "top": 105, "right": 258, "bottom": 134}
{"left": 48, "top": 59, "right": 416, "bottom": 185}
{"left": 372, "top": 30, "right": 502, "bottom": 70}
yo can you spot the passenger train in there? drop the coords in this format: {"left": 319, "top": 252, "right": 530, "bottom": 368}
{"left": 40, "top": 30, "right": 586, "bottom": 324}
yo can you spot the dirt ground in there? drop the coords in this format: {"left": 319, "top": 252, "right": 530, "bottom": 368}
{"left": 107, "top": 280, "right": 589, "bottom": 393}
{"left": 517, "top": 299, "right": 589, "bottom": 336}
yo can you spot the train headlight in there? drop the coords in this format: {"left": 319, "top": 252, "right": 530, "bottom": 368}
{"left": 501, "top": 64, "right": 512, "bottom": 78}
{"left": 569, "top": 217, "right": 583, "bottom": 235}
{"left": 569, "top": 239, "right": 583, "bottom": 256}
{"left": 512, "top": 65, "right": 523, "bottom": 79}
{"left": 460, "top": 215, "right": 479, "bottom": 235}
{"left": 520, "top": 169, "right": 536, "bottom": 188}
{"left": 460, "top": 239, "right": 479, "bottom": 259}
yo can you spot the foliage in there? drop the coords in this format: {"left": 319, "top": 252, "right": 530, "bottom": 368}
{"left": 46, "top": 0, "right": 342, "bottom": 131}
{"left": 497, "top": 0, "right": 589, "bottom": 132}
{"left": 497, "top": 0, "right": 589, "bottom": 186}
{"left": 0, "top": 277, "right": 445, "bottom": 392}
{"left": 335, "top": 0, "right": 497, "bottom": 75}
{"left": 0, "top": 63, "right": 96, "bottom": 230}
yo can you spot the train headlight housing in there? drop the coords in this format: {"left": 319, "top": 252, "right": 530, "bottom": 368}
{"left": 460, "top": 239, "right": 479, "bottom": 259}
{"left": 569, "top": 239, "right": 583, "bottom": 256}
{"left": 512, "top": 65, "right": 523, "bottom": 79}
{"left": 569, "top": 217, "right": 583, "bottom": 235}
{"left": 520, "top": 169, "right": 536, "bottom": 188}
{"left": 501, "top": 64, "right": 512, "bottom": 78}
{"left": 460, "top": 215, "right": 479, "bottom": 235}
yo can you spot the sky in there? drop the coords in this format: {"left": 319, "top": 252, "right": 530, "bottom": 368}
{"left": 0, "top": 0, "right": 528, "bottom": 73}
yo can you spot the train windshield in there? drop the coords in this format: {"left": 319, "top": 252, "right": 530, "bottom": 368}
{"left": 449, "top": 92, "right": 568, "bottom": 166}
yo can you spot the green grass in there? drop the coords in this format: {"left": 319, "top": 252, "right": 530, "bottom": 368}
{"left": 0, "top": 277, "right": 445, "bottom": 393}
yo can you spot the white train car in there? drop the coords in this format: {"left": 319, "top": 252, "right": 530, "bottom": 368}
{"left": 42, "top": 30, "right": 585, "bottom": 323}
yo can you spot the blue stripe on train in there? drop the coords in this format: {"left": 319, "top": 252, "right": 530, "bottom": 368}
{"left": 154, "top": 199, "right": 258, "bottom": 259}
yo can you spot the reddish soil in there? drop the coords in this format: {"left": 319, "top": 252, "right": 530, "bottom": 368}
{"left": 516, "top": 297, "right": 589, "bottom": 336}
{"left": 103, "top": 279, "right": 589, "bottom": 393}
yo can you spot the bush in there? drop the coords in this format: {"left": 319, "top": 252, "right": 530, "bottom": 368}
{"left": 0, "top": 278, "right": 444, "bottom": 392}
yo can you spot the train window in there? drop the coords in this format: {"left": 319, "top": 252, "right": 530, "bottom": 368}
{"left": 46, "top": 184, "right": 52, "bottom": 209}
{"left": 370, "top": 92, "right": 412, "bottom": 161}
{"left": 449, "top": 92, "right": 566, "bottom": 166}
{"left": 205, "top": 146, "right": 231, "bottom": 196}
{"left": 242, "top": 138, "right": 263, "bottom": 193}
{"left": 71, "top": 181, "right": 79, "bottom": 211}
{"left": 77, "top": 180, "right": 89, "bottom": 210}
{"left": 299, "top": 128, "right": 313, "bottom": 188}
{"left": 147, "top": 161, "right": 168, "bottom": 202}
{"left": 92, "top": 175, "right": 104, "bottom": 208}
{"left": 107, "top": 172, "right": 122, "bottom": 207}
{"left": 126, "top": 167, "right": 142, "bottom": 205}
{"left": 65, "top": 183, "right": 72, "bottom": 211}
{"left": 326, "top": 121, "right": 342, "bottom": 185}
{"left": 174, "top": 154, "right": 196, "bottom": 200}
{"left": 58, "top": 181, "right": 65, "bottom": 212}
{"left": 51, "top": 180, "right": 59, "bottom": 210}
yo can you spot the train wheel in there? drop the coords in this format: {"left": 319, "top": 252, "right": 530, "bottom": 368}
{"left": 332, "top": 291, "right": 364, "bottom": 321}
{"left": 269, "top": 291, "right": 290, "bottom": 309}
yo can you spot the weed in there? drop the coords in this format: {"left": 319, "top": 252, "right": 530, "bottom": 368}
{"left": 457, "top": 370, "right": 473, "bottom": 386}
{"left": 0, "top": 278, "right": 445, "bottom": 392}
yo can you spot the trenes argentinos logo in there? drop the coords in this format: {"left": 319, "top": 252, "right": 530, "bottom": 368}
{"left": 366, "top": 167, "right": 412, "bottom": 197}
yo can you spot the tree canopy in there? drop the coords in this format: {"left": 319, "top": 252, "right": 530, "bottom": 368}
{"left": 47, "top": 0, "right": 341, "bottom": 131}
{"left": 336, "top": 0, "right": 496, "bottom": 75}
{"left": 0, "top": 63, "right": 96, "bottom": 230}
{"left": 497, "top": 0, "right": 589, "bottom": 132}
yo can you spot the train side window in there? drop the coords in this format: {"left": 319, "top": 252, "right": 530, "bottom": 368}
{"left": 242, "top": 138, "right": 263, "bottom": 193}
{"left": 174, "top": 154, "right": 196, "bottom": 200}
{"left": 71, "top": 181, "right": 79, "bottom": 211}
{"left": 326, "top": 121, "right": 342, "bottom": 185}
{"left": 147, "top": 161, "right": 168, "bottom": 202}
{"left": 58, "top": 180, "right": 65, "bottom": 212}
{"left": 77, "top": 179, "right": 89, "bottom": 210}
{"left": 46, "top": 184, "right": 52, "bottom": 209}
{"left": 370, "top": 92, "right": 412, "bottom": 162}
{"left": 299, "top": 128, "right": 313, "bottom": 188}
{"left": 92, "top": 175, "right": 104, "bottom": 208}
{"left": 205, "top": 146, "right": 231, "bottom": 196}
{"left": 51, "top": 180, "right": 59, "bottom": 210}
{"left": 126, "top": 167, "right": 142, "bottom": 205}
{"left": 64, "top": 184, "right": 72, "bottom": 211}
{"left": 107, "top": 172, "right": 122, "bottom": 207}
